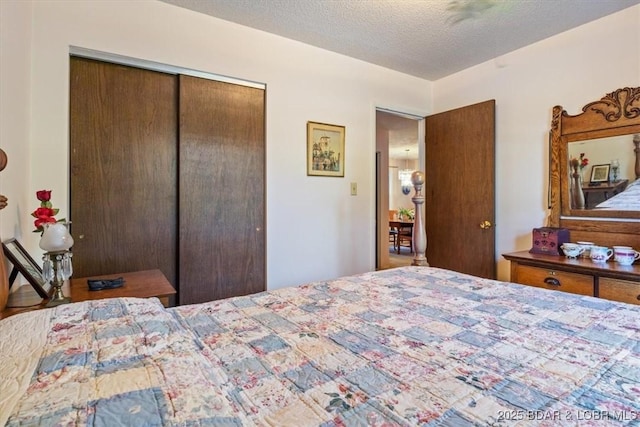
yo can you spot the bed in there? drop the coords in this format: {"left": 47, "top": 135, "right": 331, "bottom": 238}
{"left": 590, "top": 133, "right": 640, "bottom": 211}
{"left": 2, "top": 265, "right": 640, "bottom": 426}
{"left": 595, "top": 178, "right": 640, "bottom": 210}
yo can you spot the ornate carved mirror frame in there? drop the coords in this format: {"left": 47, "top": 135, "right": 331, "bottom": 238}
{"left": 549, "top": 87, "right": 640, "bottom": 246}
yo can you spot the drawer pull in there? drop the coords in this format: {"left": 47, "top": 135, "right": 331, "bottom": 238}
{"left": 544, "top": 277, "right": 561, "bottom": 287}
{"left": 637, "top": 295, "right": 640, "bottom": 301}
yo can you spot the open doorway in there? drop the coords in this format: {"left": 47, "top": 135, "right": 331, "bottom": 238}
{"left": 375, "top": 109, "right": 423, "bottom": 270}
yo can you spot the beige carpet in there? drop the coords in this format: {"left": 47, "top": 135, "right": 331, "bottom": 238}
{"left": 388, "top": 245, "right": 413, "bottom": 268}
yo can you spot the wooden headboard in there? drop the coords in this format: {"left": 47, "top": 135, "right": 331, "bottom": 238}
{"left": 549, "top": 87, "right": 640, "bottom": 249}
{"left": 0, "top": 148, "right": 8, "bottom": 310}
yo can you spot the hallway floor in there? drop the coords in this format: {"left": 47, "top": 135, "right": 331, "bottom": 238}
{"left": 388, "top": 245, "right": 413, "bottom": 268}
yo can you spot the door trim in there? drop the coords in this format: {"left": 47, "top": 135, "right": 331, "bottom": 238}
{"left": 69, "top": 46, "right": 266, "bottom": 89}
{"left": 375, "top": 108, "right": 425, "bottom": 269}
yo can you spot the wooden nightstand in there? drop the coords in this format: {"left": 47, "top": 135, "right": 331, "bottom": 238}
{"left": 0, "top": 269, "right": 175, "bottom": 319}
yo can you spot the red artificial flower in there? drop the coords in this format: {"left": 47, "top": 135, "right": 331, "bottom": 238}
{"left": 33, "top": 216, "right": 57, "bottom": 230}
{"left": 579, "top": 153, "right": 589, "bottom": 170}
{"left": 31, "top": 190, "right": 63, "bottom": 233}
{"left": 33, "top": 207, "right": 56, "bottom": 219}
{"left": 36, "top": 190, "right": 52, "bottom": 202}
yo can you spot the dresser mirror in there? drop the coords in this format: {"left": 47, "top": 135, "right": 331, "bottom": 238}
{"left": 549, "top": 87, "right": 640, "bottom": 247}
{"left": 567, "top": 133, "right": 639, "bottom": 210}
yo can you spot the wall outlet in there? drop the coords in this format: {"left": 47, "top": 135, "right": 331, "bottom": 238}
{"left": 350, "top": 182, "right": 357, "bottom": 196}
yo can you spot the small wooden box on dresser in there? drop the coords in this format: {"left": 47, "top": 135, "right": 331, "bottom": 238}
{"left": 503, "top": 251, "right": 640, "bottom": 305}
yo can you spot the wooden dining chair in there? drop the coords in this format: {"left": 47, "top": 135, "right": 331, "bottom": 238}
{"left": 388, "top": 210, "right": 399, "bottom": 251}
{"left": 396, "top": 224, "right": 413, "bottom": 254}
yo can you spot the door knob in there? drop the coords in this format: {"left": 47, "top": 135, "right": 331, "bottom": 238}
{"left": 479, "top": 220, "right": 492, "bottom": 229}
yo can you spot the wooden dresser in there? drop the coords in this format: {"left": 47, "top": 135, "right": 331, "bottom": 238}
{"left": 503, "top": 251, "right": 640, "bottom": 305}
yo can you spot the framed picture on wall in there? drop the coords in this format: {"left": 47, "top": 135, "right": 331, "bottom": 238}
{"left": 2, "top": 238, "right": 51, "bottom": 298}
{"left": 590, "top": 164, "right": 610, "bottom": 183}
{"left": 307, "top": 121, "right": 345, "bottom": 177}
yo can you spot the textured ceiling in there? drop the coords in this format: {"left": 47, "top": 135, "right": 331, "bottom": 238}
{"left": 159, "top": 0, "right": 639, "bottom": 80}
{"left": 157, "top": 0, "right": 638, "bottom": 158}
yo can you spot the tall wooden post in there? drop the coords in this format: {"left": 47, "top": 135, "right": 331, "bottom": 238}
{"left": 411, "top": 171, "right": 429, "bottom": 266}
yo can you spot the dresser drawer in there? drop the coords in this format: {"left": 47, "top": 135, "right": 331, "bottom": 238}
{"left": 515, "top": 265, "right": 594, "bottom": 296}
{"left": 599, "top": 277, "right": 640, "bottom": 305}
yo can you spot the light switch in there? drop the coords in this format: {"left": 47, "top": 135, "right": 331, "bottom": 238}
{"left": 350, "top": 182, "right": 357, "bottom": 195}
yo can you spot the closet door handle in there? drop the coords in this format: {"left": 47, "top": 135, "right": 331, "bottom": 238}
{"left": 544, "top": 277, "right": 561, "bottom": 287}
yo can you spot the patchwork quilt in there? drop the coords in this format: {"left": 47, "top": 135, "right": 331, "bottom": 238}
{"left": 1, "top": 266, "right": 639, "bottom": 426}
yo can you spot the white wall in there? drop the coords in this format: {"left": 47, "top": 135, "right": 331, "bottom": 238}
{"left": 0, "top": 0, "right": 432, "bottom": 290}
{"left": 0, "top": 1, "right": 31, "bottom": 242}
{"left": 2, "top": 1, "right": 638, "bottom": 289}
{"left": 433, "top": 5, "right": 640, "bottom": 281}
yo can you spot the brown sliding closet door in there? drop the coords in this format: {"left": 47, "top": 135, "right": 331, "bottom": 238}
{"left": 70, "top": 58, "right": 266, "bottom": 305}
{"left": 178, "top": 75, "right": 265, "bottom": 304}
{"left": 70, "top": 57, "right": 178, "bottom": 287}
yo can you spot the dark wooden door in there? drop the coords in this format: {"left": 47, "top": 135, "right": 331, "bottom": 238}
{"left": 178, "top": 76, "right": 265, "bottom": 304}
{"left": 69, "top": 57, "right": 178, "bottom": 288}
{"left": 425, "top": 100, "right": 496, "bottom": 279}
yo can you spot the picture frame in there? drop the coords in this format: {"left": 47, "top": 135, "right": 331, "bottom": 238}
{"left": 589, "top": 164, "right": 610, "bottom": 183}
{"left": 307, "top": 121, "right": 345, "bottom": 177}
{"left": 2, "top": 238, "right": 51, "bottom": 298}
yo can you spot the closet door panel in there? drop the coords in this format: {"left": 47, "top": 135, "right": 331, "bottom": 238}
{"left": 179, "top": 75, "right": 265, "bottom": 304}
{"left": 70, "top": 58, "right": 178, "bottom": 287}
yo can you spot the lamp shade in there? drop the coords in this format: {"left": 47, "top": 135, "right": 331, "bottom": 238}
{"left": 39, "top": 222, "right": 74, "bottom": 252}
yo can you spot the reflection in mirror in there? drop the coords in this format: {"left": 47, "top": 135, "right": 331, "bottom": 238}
{"left": 568, "top": 134, "right": 639, "bottom": 210}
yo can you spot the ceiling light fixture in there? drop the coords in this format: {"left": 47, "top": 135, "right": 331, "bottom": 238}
{"left": 446, "top": 0, "right": 496, "bottom": 25}
{"left": 398, "top": 149, "right": 413, "bottom": 195}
